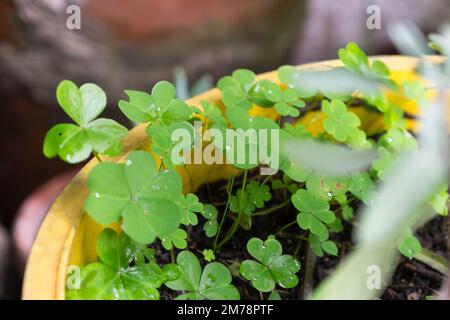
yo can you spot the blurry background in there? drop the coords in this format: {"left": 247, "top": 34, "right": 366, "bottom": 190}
{"left": 0, "top": 0, "right": 449, "bottom": 299}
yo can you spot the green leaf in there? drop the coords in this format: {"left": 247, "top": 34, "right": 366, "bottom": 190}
{"left": 248, "top": 80, "right": 277, "bottom": 108}
{"left": 199, "top": 100, "right": 227, "bottom": 126}
{"left": 268, "top": 290, "right": 282, "bottom": 300}
{"left": 379, "top": 128, "right": 418, "bottom": 153}
{"left": 292, "top": 189, "right": 335, "bottom": 236}
{"left": 322, "top": 241, "right": 339, "bottom": 256}
{"left": 246, "top": 180, "right": 272, "bottom": 208}
{"left": 56, "top": 80, "right": 82, "bottom": 125}
{"left": 240, "top": 260, "right": 275, "bottom": 292}
{"left": 67, "top": 229, "right": 174, "bottom": 300}
{"left": 85, "top": 118, "right": 129, "bottom": 156}
{"left": 204, "top": 220, "right": 219, "bottom": 238}
{"left": 152, "top": 81, "right": 176, "bottom": 109}
{"left": 348, "top": 172, "right": 375, "bottom": 205}
{"left": 178, "top": 193, "right": 203, "bottom": 226}
{"left": 96, "top": 228, "right": 141, "bottom": 270}
{"left": 166, "top": 251, "right": 239, "bottom": 300}
{"left": 218, "top": 69, "right": 255, "bottom": 110}
{"left": 229, "top": 190, "right": 255, "bottom": 215}
{"left": 201, "top": 204, "right": 219, "bottom": 237}
{"left": 322, "top": 99, "right": 361, "bottom": 143}
{"left": 306, "top": 173, "right": 349, "bottom": 201}
{"left": 118, "top": 90, "right": 155, "bottom": 123}
{"left": 398, "top": 231, "right": 421, "bottom": 259}
{"left": 56, "top": 81, "right": 107, "bottom": 126}
{"left": 45, "top": 81, "right": 127, "bottom": 163}
{"left": 202, "top": 249, "right": 215, "bottom": 262}
{"left": 240, "top": 237, "right": 300, "bottom": 292}
{"left": 84, "top": 151, "right": 182, "bottom": 244}
{"left": 160, "top": 228, "right": 188, "bottom": 250}
{"left": 429, "top": 184, "right": 449, "bottom": 216}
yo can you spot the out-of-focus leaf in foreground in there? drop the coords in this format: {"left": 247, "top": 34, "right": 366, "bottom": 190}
{"left": 283, "top": 140, "right": 376, "bottom": 177}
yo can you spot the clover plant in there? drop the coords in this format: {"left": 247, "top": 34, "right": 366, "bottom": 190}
{"left": 42, "top": 40, "right": 448, "bottom": 301}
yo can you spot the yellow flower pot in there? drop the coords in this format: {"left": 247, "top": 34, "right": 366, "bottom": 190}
{"left": 22, "top": 56, "right": 437, "bottom": 299}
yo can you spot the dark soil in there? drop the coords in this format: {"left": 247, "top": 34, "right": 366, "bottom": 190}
{"left": 154, "top": 174, "right": 446, "bottom": 300}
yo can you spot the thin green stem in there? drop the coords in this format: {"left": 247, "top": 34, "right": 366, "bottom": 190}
{"left": 252, "top": 200, "right": 290, "bottom": 216}
{"left": 276, "top": 220, "right": 297, "bottom": 236}
{"left": 213, "top": 174, "right": 235, "bottom": 252}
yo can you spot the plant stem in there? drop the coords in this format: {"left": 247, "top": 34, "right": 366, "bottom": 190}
{"left": 414, "top": 248, "right": 449, "bottom": 274}
{"left": 93, "top": 152, "right": 103, "bottom": 162}
{"left": 301, "top": 242, "right": 316, "bottom": 299}
{"left": 252, "top": 200, "right": 290, "bottom": 216}
{"left": 275, "top": 220, "right": 297, "bottom": 236}
{"left": 170, "top": 248, "right": 175, "bottom": 263}
{"left": 217, "top": 170, "right": 249, "bottom": 251}
{"left": 213, "top": 174, "right": 235, "bottom": 252}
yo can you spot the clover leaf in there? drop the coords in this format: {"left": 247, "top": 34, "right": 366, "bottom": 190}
{"left": 178, "top": 193, "right": 203, "bottom": 226}
{"left": 348, "top": 172, "right": 375, "bottom": 205}
{"left": 201, "top": 204, "right": 219, "bottom": 237}
{"left": 240, "top": 237, "right": 301, "bottom": 292}
{"left": 268, "top": 290, "right": 282, "bottom": 300}
{"left": 84, "top": 151, "right": 182, "bottom": 244}
{"left": 119, "top": 81, "right": 192, "bottom": 127}
{"left": 147, "top": 121, "right": 195, "bottom": 168}
{"left": 199, "top": 100, "right": 227, "bottom": 127}
{"left": 216, "top": 108, "right": 279, "bottom": 169}
{"left": 272, "top": 174, "right": 298, "bottom": 194}
{"left": 217, "top": 69, "right": 256, "bottom": 110}
{"left": 166, "top": 251, "right": 240, "bottom": 300}
{"left": 372, "top": 147, "right": 396, "bottom": 180}
{"left": 379, "top": 128, "right": 418, "bottom": 153}
{"left": 257, "top": 80, "right": 305, "bottom": 116}
{"left": 322, "top": 99, "right": 362, "bottom": 143}
{"left": 398, "top": 230, "right": 421, "bottom": 259}
{"left": 306, "top": 172, "right": 349, "bottom": 201}
{"left": 292, "top": 189, "right": 335, "bottom": 237}
{"left": 202, "top": 249, "right": 216, "bottom": 262}
{"left": 308, "top": 232, "right": 338, "bottom": 257}
{"left": 248, "top": 80, "right": 305, "bottom": 114}
{"left": 66, "top": 229, "right": 180, "bottom": 300}
{"left": 429, "top": 184, "right": 449, "bottom": 216}
{"left": 246, "top": 180, "right": 272, "bottom": 209}
{"left": 160, "top": 228, "right": 188, "bottom": 250}
{"left": 44, "top": 80, "right": 127, "bottom": 163}
{"left": 338, "top": 42, "right": 396, "bottom": 89}
{"left": 229, "top": 189, "right": 255, "bottom": 215}
{"left": 341, "top": 204, "right": 354, "bottom": 221}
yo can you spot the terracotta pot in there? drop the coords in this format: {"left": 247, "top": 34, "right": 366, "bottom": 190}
{"left": 22, "top": 56, "right": 429, "bottom": 299}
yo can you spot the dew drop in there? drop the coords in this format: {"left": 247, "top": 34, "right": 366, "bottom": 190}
{"left": 95, "top": 192, "right": 100, "bottom": 199}
{"left": 225, "top": 144, "right": 232, "bottom": 151}
{"left": 327, "top": 191, "right": 333, "bottom": 198}
{"left": 126, "top": 159, "right": 132, "bottom": 166}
